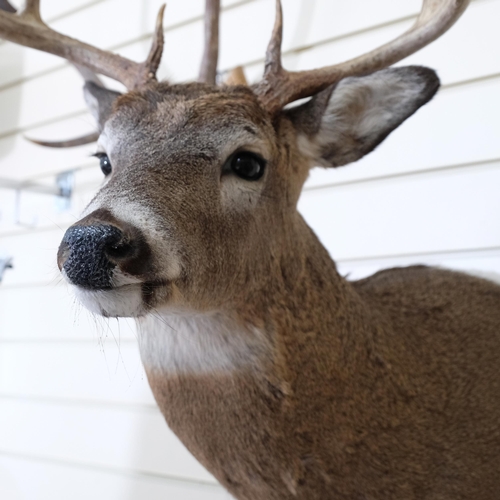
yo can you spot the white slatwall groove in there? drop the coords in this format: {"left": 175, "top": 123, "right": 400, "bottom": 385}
{"left": 0, "top": 457, "right": 229, "bottom": 500}
{"left": 0, "top": 454, "right": 230, "bottom": 500}
{"left": 0, "top": 0, "right": 499, "bottom": 499}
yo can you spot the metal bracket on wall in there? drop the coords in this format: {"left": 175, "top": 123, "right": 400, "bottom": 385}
{"left": 0, "top": 256, "right": 13, "bottom": 283}
{"left": 55, "top": 171, "right": 74, "bottom": 212}
{"left": 0, "top": 171, "right": 75, "bottom": 228}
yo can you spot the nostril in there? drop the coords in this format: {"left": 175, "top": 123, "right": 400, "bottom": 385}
{"left": 105, "top": 240, "right": 135, "bottom": 260}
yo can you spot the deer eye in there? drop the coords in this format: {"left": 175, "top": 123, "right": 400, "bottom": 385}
{"left": 94, "top": 153, "right": 112, "bottom": 176}
{"left": 227, "top": 152, "right": 266, "bottom": 181}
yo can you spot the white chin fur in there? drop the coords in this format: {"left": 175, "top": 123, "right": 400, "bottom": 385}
{"left": 72, "top": 284, "right": 144, "bottom": 318}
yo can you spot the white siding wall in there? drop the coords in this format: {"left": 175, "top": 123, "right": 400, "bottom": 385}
{"left": 0, "top": 0, "right": 498, "bottom": 498}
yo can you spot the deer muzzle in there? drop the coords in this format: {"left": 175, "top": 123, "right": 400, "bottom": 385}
{"left": 58, "top": 209, "right": 153, "bottom": 291}
{"left": 58, "top": 224, "right": 134, "bottom": 289}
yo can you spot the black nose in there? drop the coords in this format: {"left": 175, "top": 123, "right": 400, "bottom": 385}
{"left": 58, "top": 224, "right": 135, "bottom": 290}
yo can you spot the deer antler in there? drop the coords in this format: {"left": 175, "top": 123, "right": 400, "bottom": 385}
{"left": 199, "top": 0, "right": 220, "bottom": 84}
{"left": 0, "top": 1, "right": 166, "bottom": 90}
{"left": 26, "top": 132, "right": 100, "bottom": 148}
{"left": 255, "top": 0, "right": 470, "bottom": 114}
{"left": 225, "top": 66, "right": 248, "bottom": 86}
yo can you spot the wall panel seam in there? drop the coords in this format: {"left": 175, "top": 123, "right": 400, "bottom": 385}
{"left": 0, "top": 393, "right": 156, "bottom": 412}
{"left": 0, "top": 449, "right": 220, "bottom": 487}
{"left": 302, "top": 157, "right": 500, "bottom": 193}
{"left": 0, "top": 0, "right": 109, "bottom": 49}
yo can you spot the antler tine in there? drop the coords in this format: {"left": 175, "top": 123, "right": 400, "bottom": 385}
{"left": 22, "top": 0, "right": 42, "bottom": 22}
{"left": 199, "top": 0, "right": 220, "bottom": 84}
{"left": 26, "top": 131, "right": 99, "bottom": 148}
{"left": 264, "top": 0, "right": 283, "bottom": 78}
{"left": 255, "top": 0, "right": 470, "bottom": 114}
{"left": 0, "top": 2, "right": 166, "bottom": 90}
{"left": 225, "top": 66, "right": 248, "bottom": 86}
{"left": 143, "top": 4, "right": 166, "bottom": 82}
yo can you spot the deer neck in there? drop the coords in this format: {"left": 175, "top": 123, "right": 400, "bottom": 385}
{"left": 137, "top": 213, "right": 373, "bottom": 382}
{"left": 136, "top": 215, "right": 380, "bottom": 496}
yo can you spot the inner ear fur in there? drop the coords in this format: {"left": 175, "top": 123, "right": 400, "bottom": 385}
{"left": 286, "top": 66, "right": 440, "bottom": 168}
{"left": 83, "top": 82, "right": 122, "bottom": 131}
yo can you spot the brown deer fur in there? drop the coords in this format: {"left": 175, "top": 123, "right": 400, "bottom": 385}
{"left": 62, "top": 76, "right": 500, "bottom": 499}
{"left": 3, "top": 0, "right": 494, "bottom": 498}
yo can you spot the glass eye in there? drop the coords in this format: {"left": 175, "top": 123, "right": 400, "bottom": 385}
{"left": 229, "top": 152, "right": 266, "bottom": 181}
{"left": 95, "top": 153, "right": 112, "bottom": 176}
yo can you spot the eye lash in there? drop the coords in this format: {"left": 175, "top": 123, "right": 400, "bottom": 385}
{"left": 91, "top": 152, "right": 107, "bottom": 159}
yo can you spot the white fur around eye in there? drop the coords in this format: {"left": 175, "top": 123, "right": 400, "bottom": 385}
{"left": 220, "top": 174, "right": 263, "bottom": 212}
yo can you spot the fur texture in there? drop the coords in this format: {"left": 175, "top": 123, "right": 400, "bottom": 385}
{"left": 59, "top": 68, "right": 500, "bottom": 499}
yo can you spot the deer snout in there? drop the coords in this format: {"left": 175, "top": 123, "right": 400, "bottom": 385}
{"left": 58, "top": 224, "right": 138, "bottom": 290}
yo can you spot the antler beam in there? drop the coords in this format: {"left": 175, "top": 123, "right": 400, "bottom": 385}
{"left": 199, "top": 0, "right": 220, "bottom": 84}
{"left": 26, "top": 132, "right": 99, "bottom": 148}
{"left": 256, "top": 0, "right": 470, "bottom": 113}
{"left": 0, "top": 2, "right": 166, "bottom": 90}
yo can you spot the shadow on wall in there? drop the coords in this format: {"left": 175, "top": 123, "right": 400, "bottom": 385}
{"left": 0, "top": 42, "right": 23, "bottom": 161}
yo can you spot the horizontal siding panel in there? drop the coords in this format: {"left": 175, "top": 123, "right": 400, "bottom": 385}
{"left": 397, "top": 0, "right": 500, "bottom": 85}
{"left": 0, "top": 455, "right": 229, "bottom": 500}
{"left": 0, "top": 114, "right": 97, "bottom": 181}
{"left": 0, "top": 284, "right": 136, "bottom": 340}
{"left": 0, "top": 341, "right": 153, "bottom": 405}
{"left": 3, "top": 0, "right": 109, "bottom": 24}
{"left": 289, "top": 0, "right": 498, "bottom": 86}
{"left": 0, "top": 398, "right": 217, "bottom": 483}
{"left": 0, "top": 228, "right": 69, "bottom": 287}
{"left": 38, "top": 0, "right": 109, "bottom": 21}
{"left": 0, "top": 67, "right": 87, "bottom": 137}
{"left": 0, "top": 455, "right": 227, "bottom": 500}
{"left": 293, "top": 0, "right": 422, "bottom": 48}
{"left": 338, "top": 248, "right": 500, "bottom": 281}
{"left": 0, "top": 0, "right": 193, "bottom": 88}
{"left": 0, "top": 180, "right": 101, "bottom": 278}
{"left": 0, "top": 453, "right": 231, "bottom": 500}
{"left": 299, "top": 162, "right": 500, "bottom": 261}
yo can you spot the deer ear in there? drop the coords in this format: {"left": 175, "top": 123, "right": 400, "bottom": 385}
{"left": 287, "top": 66, "right": 440, "bottom": 168}
{"left": 83, "top": 81, "right": 122, "bottom": 131}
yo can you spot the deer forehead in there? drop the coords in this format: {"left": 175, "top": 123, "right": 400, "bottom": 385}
{"left": 103, "top": 84, "right": 277, "bottom": 157}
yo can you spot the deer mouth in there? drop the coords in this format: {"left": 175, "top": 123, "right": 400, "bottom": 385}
{"left": 72, "top": 283, "right": 144, "bottom": 318}
{"left": 68, "top": 275, "right": 171, "bottom": 318}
